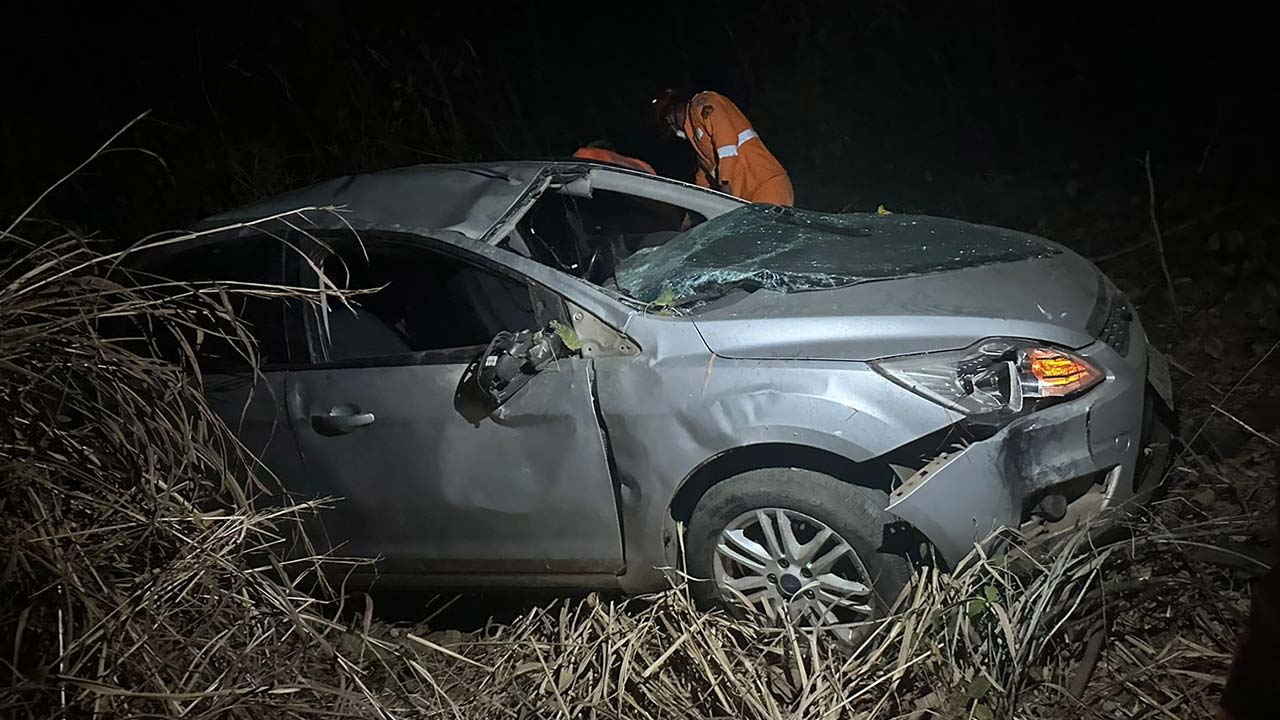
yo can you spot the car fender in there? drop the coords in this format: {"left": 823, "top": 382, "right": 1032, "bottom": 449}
{"left": 594, "top": 347, "right": 962, "bottom": 592}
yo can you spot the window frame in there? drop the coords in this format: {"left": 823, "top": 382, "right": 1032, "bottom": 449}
{"left": 567, "top": 187, "right": 707, "bottom": 238}
{"left": 510, "top": 186, "right": 708, "bottom": 277}
{"left": 130, "top": 235, "right": 300, "bottom": 373}
{"left": 292, "top": 230, "right": 568, "bottom": 370}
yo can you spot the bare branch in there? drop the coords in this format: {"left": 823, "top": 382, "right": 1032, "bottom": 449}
{"left": 1144, "top": 150, "right": 1182, "bottom": 325}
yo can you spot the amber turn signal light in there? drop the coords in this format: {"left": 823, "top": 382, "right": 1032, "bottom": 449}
{"left": 1027, "top": 348, "right": 1102, "bottom": 396}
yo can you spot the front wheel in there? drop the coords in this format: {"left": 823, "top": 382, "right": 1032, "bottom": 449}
{"left": 685, "top": 468, "right": 910, "bottom": 643}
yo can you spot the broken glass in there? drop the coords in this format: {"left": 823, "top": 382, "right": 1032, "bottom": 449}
{"left": 613, "top": 204, "right": 1061, "bottom": 307}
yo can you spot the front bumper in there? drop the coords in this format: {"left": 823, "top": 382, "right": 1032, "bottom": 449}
{"left": 884, "top": 337, "right": 1154, "bottom": 567}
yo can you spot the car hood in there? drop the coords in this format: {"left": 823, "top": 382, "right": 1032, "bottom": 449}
{"left": 687, "top": 228, "right": 1106, "bottom": 362}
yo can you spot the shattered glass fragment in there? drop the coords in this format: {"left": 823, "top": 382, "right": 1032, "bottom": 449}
{"left": 614, "top": 204, "right": 1060, "bottom": 308}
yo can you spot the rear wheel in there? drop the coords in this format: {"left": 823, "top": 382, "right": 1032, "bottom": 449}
{"left": 685, "top": 468, "right": 910, "bottom": 643}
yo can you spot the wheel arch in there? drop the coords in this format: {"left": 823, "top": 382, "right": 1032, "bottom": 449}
{"left": 668, "top": 442, "right": 895, "bottom": 526}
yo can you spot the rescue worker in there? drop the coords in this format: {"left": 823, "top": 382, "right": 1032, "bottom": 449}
{"left": 653, "top": 88, "right": 794, "bottom": 206}
{"left": 572, "top": 140, "right": 656, "bottom": 174}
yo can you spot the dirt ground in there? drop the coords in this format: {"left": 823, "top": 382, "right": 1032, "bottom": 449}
{"left": 1026, "top": 171, "right": 1278, "bottom": 717}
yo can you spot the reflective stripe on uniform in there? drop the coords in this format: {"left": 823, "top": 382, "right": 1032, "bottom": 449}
{"left": 717, "top": 128, "right": 759, "bottom": 159}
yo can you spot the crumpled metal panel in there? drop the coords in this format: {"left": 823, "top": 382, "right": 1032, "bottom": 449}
{"left": 614, "top": 204, "right": 1060, "bottom": 305}
{"left": 196, "top": 162, "right": 551, "bottom": 240}
{"left": 885, "top": 337, "right": 1147, "bottom": 567}
{"left": 591, "top": 317, "right": 961, "bottom": 591}
{"left": 597, "top": 311, "right": 1148, "bottom": 585}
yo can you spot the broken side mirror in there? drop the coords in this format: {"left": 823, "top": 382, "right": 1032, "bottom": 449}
{"left": 455, "top": 325, "right": 575, "bottom": 423}
{"left": 476, "top": 330, "right": 539, "bottom": 405}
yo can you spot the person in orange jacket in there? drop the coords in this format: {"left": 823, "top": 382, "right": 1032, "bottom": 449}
{"left": 653, "top": 89, "right": 794, "bottom": 206}
{"left": 572, "top": 140, "right": 656, "bottom": 175}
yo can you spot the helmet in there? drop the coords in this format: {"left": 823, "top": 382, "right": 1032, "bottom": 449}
{"left": 650, "top": 88, "right": 687, "bottom": 126}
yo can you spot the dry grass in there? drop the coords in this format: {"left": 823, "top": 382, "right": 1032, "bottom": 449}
{"left": 0, "top": 214, "right": 393, "bottom": 718}
{"left": 341, "top": 530, "right": 1118, "bottom": 719}
{"left": 341, "top": 506, "right": 1259, "bottom": 720}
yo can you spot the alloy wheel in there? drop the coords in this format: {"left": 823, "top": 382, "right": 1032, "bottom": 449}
{"left": 712, "top": 507, "right": 875, "bottom": 643}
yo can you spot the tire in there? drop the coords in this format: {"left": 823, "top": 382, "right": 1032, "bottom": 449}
{"left": 1134, "top": 390, "right": 1176, "bottom": 496}
{"left": 685, "top": 468, "right": 911, "bottom": 639}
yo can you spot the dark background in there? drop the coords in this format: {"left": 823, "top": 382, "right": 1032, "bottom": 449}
{"left": 2, "top": 1, "right": 1276, "bottom": 241}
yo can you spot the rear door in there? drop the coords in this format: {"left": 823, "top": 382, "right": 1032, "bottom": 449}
{"left": 286, "top": 234, "right": 624, "bottom": 575}
{"left": 139, "top": 239, "right": 310, "bottom": 525}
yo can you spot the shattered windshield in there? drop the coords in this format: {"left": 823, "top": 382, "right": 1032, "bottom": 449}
{"left": 613, "top": 204, "right": 1060, "bottom": 307}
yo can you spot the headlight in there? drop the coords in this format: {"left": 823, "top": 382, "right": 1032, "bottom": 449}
{"left": 871, "top": 338, "right": 1103, "bottom": 423}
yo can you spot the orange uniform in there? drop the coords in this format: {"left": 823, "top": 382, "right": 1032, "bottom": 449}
{"left": 682, "top": 91, "right": 793, "bottom": 205}
{"left": 572, "top": 146, "right": 656, "bottom": 175}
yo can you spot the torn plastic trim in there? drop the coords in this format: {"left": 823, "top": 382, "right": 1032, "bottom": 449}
{"left": 885, "top": 392, "right": 1102, "bottom": 566}
{"left": 481, "top": 172, "right": 553, "bottom": 246}
{"left": 1018, "top": 466, "right": 1123, "bottom": 546}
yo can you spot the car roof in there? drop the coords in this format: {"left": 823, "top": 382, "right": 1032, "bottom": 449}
{"left": 195, "top": 161, "right": 554, "bottom": 241}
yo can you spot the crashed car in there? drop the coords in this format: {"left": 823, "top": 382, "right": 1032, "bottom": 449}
{"left": 152, "top": 161, "right": 1174, "bottom": 640}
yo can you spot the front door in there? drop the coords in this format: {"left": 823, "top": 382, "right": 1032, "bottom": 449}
{"left": 286, "top": 234, "right": 624, "bottom": 575}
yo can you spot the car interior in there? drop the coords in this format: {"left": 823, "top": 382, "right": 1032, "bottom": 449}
{"left": 123, "top": 239, "right": 293, "bottom": 370}
{"left": 501, "top": 188, "right": 704, "bottom": 287}
{"left": 320, "top": 240, "right": 538, "bottom": 363}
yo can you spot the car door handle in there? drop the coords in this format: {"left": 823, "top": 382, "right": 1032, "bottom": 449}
{"left": 311, "top": 404, "right": 376, "bottom": 436}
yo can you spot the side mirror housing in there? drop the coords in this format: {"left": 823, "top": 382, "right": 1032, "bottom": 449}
{"left": 475, "top": 327, "right": 569, "bottom": 407}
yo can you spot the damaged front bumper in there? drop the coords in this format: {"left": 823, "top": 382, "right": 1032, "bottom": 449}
{"left": 884, "top": 339, "right": 1153, "bottom": 567}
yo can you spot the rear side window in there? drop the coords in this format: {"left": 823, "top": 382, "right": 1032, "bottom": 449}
{"left": 140, "top": 238, "right": 291, "bottom": 370}
{"left": 316, "top": 239, "right": 539, "bottom": 364}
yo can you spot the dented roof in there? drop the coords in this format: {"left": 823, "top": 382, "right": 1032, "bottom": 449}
{"left": 196, "top": 162, "right": 552, "bottom": 240}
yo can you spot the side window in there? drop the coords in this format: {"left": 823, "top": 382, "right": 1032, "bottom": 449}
{"left": 143, "top": 238, "right": 290, "bottom": 370}
{"left": 575, "top": 189, "right": 704, "bottom": 237}
{"left": 515, "top": 189, "right": 706, "bottom": 284}
{"left": 318, "top": 239, "right": 539, "bottom": 364}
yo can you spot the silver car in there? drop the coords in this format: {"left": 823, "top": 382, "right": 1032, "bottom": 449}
{"left": 164, "top": 161, "right": 1173, "bottom": 638}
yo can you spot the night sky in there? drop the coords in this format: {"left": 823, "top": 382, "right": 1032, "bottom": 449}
{"left": 3, "top": 1, "right": 1275, "bottom": 238}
